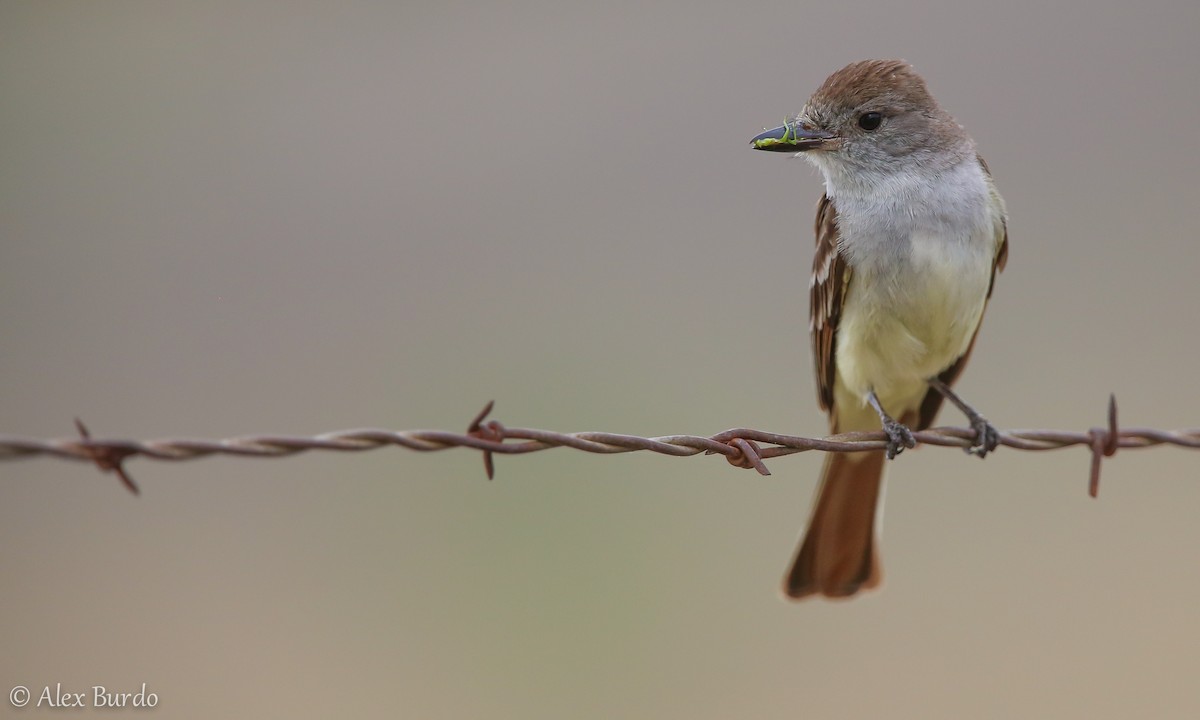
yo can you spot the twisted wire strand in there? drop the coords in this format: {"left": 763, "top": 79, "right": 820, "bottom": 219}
{"left": 2, "top": 398, "right": 1198, "bottom": 496}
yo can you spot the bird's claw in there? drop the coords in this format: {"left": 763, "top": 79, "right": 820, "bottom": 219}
{"left": 965, "top": 416, "right": 999, "bottom": 458}
{"left": 882, "top": 418, "right": 916, "bottom": 460}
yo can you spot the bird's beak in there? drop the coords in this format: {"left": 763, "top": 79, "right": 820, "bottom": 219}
{"left": 750, "top": 121, "right": 836, "bottom": 152}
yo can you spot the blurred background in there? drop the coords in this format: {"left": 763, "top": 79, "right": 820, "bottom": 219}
{"left": 3, "top": 1, "right": 1199, "bottom": 717}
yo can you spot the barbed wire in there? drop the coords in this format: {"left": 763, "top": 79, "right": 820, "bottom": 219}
{"left": 3, "top": 397, "right": 1199, "bottom": 498}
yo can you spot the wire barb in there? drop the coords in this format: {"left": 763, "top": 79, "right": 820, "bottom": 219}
{"left": 3, "top": 397, "right": 1199, "bottom": 495}
{"left": 724, "top": 438, "right": 772, "bottom": 476}
{"left": 74, "top": 418, "right": 139, "bottom": 495}
{"left": 467, "top": 400, "right": 500, "bottom": 480}
{"left": 1086, "top": 394, "right": 1121, "bottom": 498}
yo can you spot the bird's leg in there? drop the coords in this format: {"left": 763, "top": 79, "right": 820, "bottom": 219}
{"left": 867, "top": 390, "right": 916, "bottom": 460}
{"left": 927, "top": 378, "right": 999, "bottom": 458}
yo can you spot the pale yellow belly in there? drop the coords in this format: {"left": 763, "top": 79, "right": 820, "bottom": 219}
{"left": 834, "top": 237, "right": 992, "bottom": 422}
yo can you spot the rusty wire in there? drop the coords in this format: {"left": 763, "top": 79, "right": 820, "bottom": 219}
{"left": 3, "top": 397, "right": 1200, "bottom": 497}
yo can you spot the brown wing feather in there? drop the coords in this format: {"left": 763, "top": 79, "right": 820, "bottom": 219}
{"left": 810, "top": 194, "right": 847, "bottom": 415}
{"left": 916, "top": 156, "right": 1009, "bottom": 430}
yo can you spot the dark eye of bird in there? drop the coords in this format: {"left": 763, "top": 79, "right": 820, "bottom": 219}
{"left": 857, "top": 112, "right": 883, "bottom": 131}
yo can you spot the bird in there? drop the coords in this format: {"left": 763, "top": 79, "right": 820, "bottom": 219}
{"left": 750, "top": 60, "right": 1008, "bottom": 600}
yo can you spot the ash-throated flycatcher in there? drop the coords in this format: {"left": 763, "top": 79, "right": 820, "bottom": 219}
{"left": 751, "top": 60, "right": 1008, "bottom": 600}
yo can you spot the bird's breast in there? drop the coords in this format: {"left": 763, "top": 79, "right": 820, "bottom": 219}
{"left": 834, "top": 226, "right": 994, "bottom": 411}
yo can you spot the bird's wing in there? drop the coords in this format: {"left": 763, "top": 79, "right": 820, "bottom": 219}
{"left": 810, "top": 193, "right": 848, "bottom": 415}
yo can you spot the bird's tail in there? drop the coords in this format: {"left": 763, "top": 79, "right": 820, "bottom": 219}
{"left": 783, "top": 449, "right": 886, "bottom": 600}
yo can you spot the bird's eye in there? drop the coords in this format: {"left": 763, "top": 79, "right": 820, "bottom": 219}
{"left": 857, "top": 112, "right": 883, "bottom": 131}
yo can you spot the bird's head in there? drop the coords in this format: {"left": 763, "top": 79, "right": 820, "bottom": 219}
{"left": 751, "top": 60, "right": 971, "bottom": 182}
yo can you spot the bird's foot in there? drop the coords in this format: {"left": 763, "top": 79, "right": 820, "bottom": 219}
{"left": 881, "top": 417, "right": 916, "bottom": 460}
{"left": 925, "top": 378, "right": 1000, "bottom": 459}
{"left": 965, "top": 413, "right": 999, "bottom": 458}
